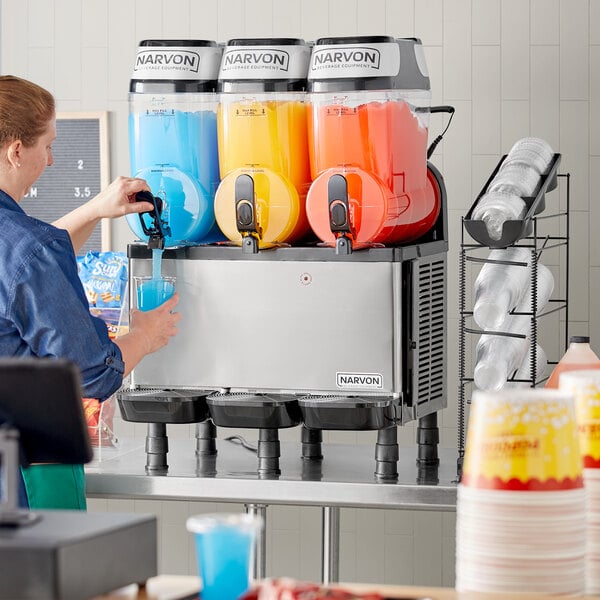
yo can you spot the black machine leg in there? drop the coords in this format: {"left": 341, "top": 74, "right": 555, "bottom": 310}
{"left": 417, "top": 412, "right": 440, "bottom": 466}
{"left": 195, "top": 420, "right": 217, "bottom": 456}
{"left": 375, "top": 425, "right": 399, "bottom": 480}
{"left": 195, "top": 420, "right": 218, "bottom": 477}
{"left": 257, "top": 428, "right": 281, "bottom": 477}
{"left": 301, "top": 425, "right": 323, "bottom": 460}
{"left": 301, "top": 426, "right": 323, "bottom": 480}
{"left": 145, "top": 422, "right": 168, "bottom": 475}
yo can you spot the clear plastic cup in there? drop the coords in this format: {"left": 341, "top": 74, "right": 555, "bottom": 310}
{"left": 488, "top": 162, "right": 541, "bottom": 198}
{"left": 509, "top": 343, "right": 548, "bottom": 386}
{"left": 472, "top": 247, "right": 532, "bottom": 331}
{"left": 474, "top": 334, "right": 529, "bottom": 391}
{"left": 134, "top": 275, "right": 176, "bottom": 311}
{"left": 471, "top": 190, "right": 527, "bottom": 241}
{"left": 506, "top": 137, "right": 554, "bottom": 175}
{"left": 186, "top": 513, "right": 262, "bottom": 600}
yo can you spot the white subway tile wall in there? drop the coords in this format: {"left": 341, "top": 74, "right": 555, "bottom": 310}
{"left": 2, "top": 0, "right": 598, "bottom": 587}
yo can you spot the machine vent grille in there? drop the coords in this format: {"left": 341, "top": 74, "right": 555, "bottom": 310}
{"left": 414, "top": 257, "right": 447, "bottom": 408}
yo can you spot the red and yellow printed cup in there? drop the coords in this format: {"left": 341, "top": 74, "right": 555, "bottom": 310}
{"left": 462, "top": 389, "right": 583, "bottom": 491}
{"left": 559, "top": 369, "right": 600, "bottom": 469}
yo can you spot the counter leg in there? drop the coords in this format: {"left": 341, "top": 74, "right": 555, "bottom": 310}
{"left": 245, "top": 503, "right": 267, "bottom": 581}
{"left": 321, "top": 505, "right": 340, "bottom": 584}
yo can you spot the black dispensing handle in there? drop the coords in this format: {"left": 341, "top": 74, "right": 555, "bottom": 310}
{"left": 235, "top": 173, "right": 260, "bottom": 254}
{"left": 135, "top": 190, "right": 170, "bottom": 250}
{"left": 327, "top": 174, "right": 353, "bottom": 255}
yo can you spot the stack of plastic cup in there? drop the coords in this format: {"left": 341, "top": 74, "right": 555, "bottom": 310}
{"left": 488, "top": 162, "right": 541, "bottom": 198}
{"left": 456, "top": 388, "right": 585, "bottom": 594}
{"left": 559, "top": 369, "right": 600, "bottom": 594}
{"left": 504, "top": 137, "right": 555, "bottom": 175}
{"left": 471, "top": 190, "right": 527, "bottom": 241}
{"left": 471, "top": 137, "right": 554, "bottom": 241}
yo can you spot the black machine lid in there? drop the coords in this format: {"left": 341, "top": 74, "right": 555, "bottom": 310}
{"left": 218, "top": 37, "right": 311, "bottom": 93}
{"left": 130, "top": 39, "right": 222, "bottom": 93}
{"left": 307, "top": 35, "right": 430, "bottom": 93}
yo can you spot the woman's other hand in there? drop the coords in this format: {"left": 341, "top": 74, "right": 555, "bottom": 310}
{"left": 115, "top": 292, "right": 181, "bottom": 376}
{"left": 129, "top": 292, "right": 181, "bottom": 355}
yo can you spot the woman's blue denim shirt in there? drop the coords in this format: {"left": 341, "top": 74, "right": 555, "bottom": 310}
{"left": 0, "top": 189, "right": 125, "bottom": 400}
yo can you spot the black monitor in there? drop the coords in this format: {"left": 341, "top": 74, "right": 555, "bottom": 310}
{"left": 0, "top": 358, "right": 93, "bottom": 525}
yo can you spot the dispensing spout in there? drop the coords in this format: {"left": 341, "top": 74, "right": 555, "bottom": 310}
{"left": 235, "top": 173, "right": 261, "bottom": 254}
{"left": 135, "top": 190, "right": 172, "bottom": 250}
{"left": 327, "top": 174, "right": 353, "bottom": 255}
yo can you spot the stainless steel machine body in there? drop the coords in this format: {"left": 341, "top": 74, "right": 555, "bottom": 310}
{"left": 128, "top": 240, "right": 447, "bottom": 425}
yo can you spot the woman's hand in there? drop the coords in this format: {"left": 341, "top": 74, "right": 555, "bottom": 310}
{"left": 53, "top": 176, "right": 155, "bottom": 252}
{"left": 115, "top": 293, "right": 181, "bottom": 377}
{"left": 86, "top": 176, "right": 154, "bottom": 219}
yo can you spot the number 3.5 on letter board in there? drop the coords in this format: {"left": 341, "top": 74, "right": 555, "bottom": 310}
{"left": 22, "top": 111, "right": 110, "bottom": 254}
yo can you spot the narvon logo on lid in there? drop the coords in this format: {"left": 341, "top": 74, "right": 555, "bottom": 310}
{"left": 135, "top": 49, "right": 200, "bottom": 73}
{"left": 309, "top": 42, "right": 400, "bottom": 79}
{"left": 313, "top": 46, "right": 381, "bottom": 69}
{"left": 222, "top": 48, "right": 290, "bottom": 71}
{"left": 219, "top": 44, "right": 310, "bottom": 80}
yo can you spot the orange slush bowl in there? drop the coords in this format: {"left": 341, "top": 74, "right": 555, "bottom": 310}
{"left": 306, "top": 167, "right": 390, "bottom": 245}
{"left": 381, "top": 164, "right": 442, "bottom": 244}
{"left": 306, "top": 165, "right": 441, "bottom": 246}
{"left": 214, "top": 167, "right": 309, "bottom": 247}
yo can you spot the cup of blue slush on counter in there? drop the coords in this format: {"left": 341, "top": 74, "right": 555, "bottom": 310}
{"left": 186, "top": 512, "right": 262, "bottom": 600}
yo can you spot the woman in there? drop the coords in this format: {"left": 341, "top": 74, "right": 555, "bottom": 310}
{"left": 0, "top": 75, "right": 181, "bottom": 509}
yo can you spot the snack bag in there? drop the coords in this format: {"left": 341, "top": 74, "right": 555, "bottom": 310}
{"left": 77, "top": 251, "right": 128, "bottom": 308}
{"left": 77, "top": 251, "right": 128, "bottom": 448}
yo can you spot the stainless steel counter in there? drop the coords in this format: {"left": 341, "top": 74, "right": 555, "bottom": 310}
{"left": 86, "top": 437, "right": 459, "bottom": 583}
{"left": 85, "top": 437, "right": 458, "bottom": 510}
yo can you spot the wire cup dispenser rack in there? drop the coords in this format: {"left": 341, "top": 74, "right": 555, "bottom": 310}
{"left": 457, "top": 153, "right": 570, "bottom": 477}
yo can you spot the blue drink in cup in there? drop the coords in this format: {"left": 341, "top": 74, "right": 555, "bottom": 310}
{"left": 135, "top": 276, "right": 176, "bottom": 311}
{"left": 186, "top": 513, "right": 262, "bottom": 600}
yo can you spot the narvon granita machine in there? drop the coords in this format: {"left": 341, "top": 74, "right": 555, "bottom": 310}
{"left": 119, "top": 36, "right": 453, "bottom": 480}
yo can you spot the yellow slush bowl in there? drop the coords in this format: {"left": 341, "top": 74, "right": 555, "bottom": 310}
{"left": 217, "top": 99, "right": 311, "bottom": 194}
{"left": 214, "top": 167, "right": 308, "bottom": 247}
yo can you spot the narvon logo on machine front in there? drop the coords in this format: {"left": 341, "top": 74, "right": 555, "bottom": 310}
{"left": 336, "top": 372, "right": 383, "bottom": 390}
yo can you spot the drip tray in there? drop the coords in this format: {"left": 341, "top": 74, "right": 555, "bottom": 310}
{"left": 207, "top": 393, "right": 302, "bottom": 429}
{"left": 117, "top": 389, "right": 211, "bottom": 423}
{"left": 298, "top": 396, "right": 397, "bottom": 430}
